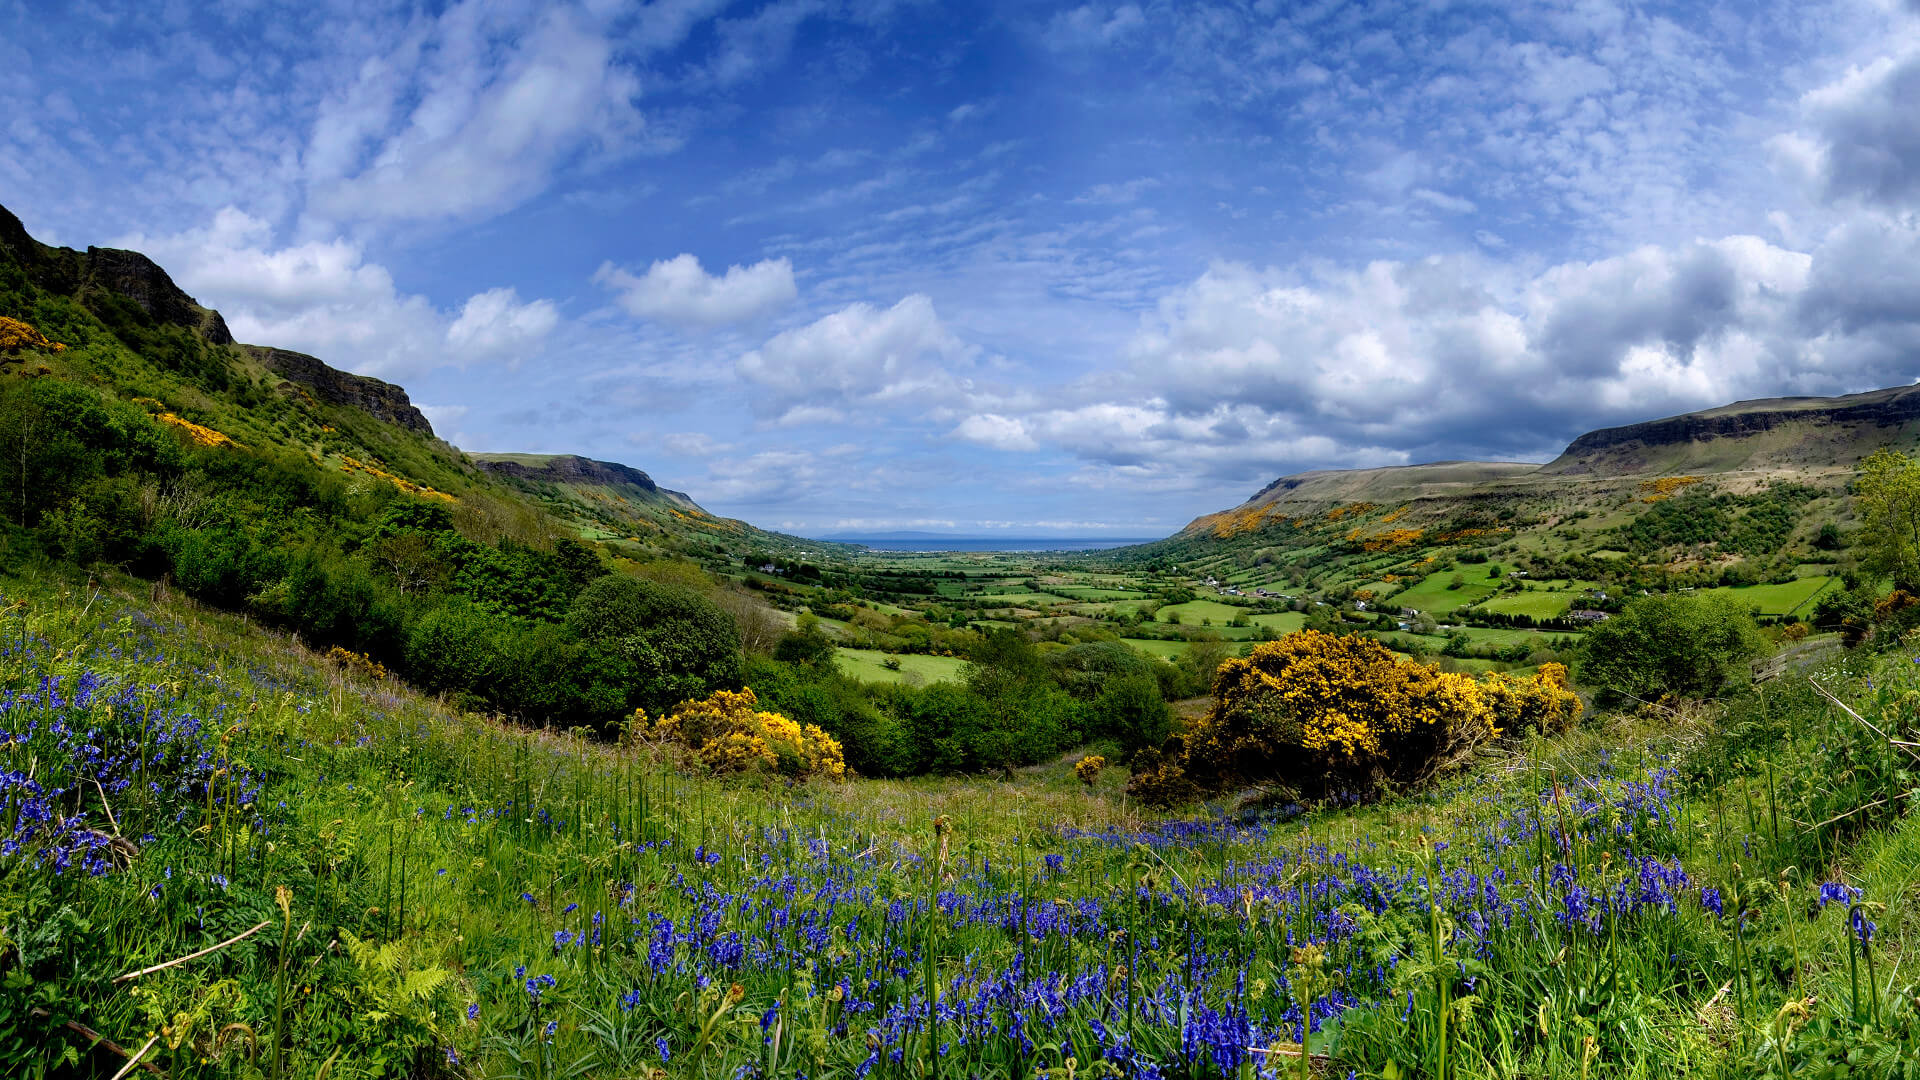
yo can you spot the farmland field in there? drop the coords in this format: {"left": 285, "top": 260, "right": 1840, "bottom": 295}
{"left": 1390, "top": 567, "right": 1504, "bottom": 612}
{"left": 1155, "top": 598, "right": 1253, "bottom": 624}
{"left": 1703, "top": 575, "right": 1837, "bottom": 615}
{"left": 835, "top": 647, "right": 970, "bottom": 684}
{"left": 1120, "top": 637, "right": 1193, "bottom": 659}
{"left": 1477, "top": 590, "right": 1580, "bottom": 618}
{"left": 1250, "top": 610, "right": 1307, "bottom": 633}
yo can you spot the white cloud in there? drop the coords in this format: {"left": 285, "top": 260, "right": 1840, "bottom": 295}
{"left": 660, "top": 431, "right": 737, "bottom": 456}
{"left": 306, "top": 5, "right": 645, "bottom": 224}
{"left": 1071, "top": 178, "right": 1160, "bottom": 205}
{"left": 736, "top": 294, "right": 977, "bottom": 423}
{"left": 447, "top": 288, "right": 559, "bottom": 365}
{"left": 125, "top": 207, "right": 558, "bottom": 378}
{"left": 966, "top": 215, "right": 1920, "bottom": 489}
{"left": 951, "top": 413, "right": 1039, "bottom": 451}
{"left": 594, "top": 253, "right": 797, "bottom": 328}
{"left": 1043, "top": 4, "right": 1145, "bottom": 50}
{"left": 1774, "top": 44, "right": 1920, "bottom": 209}
{"left": 1412, "top": 188, "right": 1476, "bottom": 215}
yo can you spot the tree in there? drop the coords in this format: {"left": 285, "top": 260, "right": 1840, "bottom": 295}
{"left": 1855, "top": 448, "right": 1920, "bottom": 591}
{"left": 1179, "top": 634, "right": 1232, "bottom": 694}
{"left": 1091, "top": 671, "right": 1172, "bottom": 756}
{"left": 567, "top": 575, "right": 742, "bottom": 713}
{"left": 773, "top": 616, "right": 839, "bottom": 667}
{"left": 1578, "top": 592, "right": 1766, "bottom": 700}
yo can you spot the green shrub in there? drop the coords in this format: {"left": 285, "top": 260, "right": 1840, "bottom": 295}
{"left": 567, "top": 574, "right": 742, "bottom": 714}
{"left": 1578, "top": 592, "right": 1767, "bottom": 700}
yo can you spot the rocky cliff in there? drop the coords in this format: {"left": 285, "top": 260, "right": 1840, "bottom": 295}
{"left": 246, "top": 346, "right": 435, "bottom": 437}
{"left": 0, "top": 204, "right": 231, "bottom": 344}
{"left": 473, "top": 454, "right": 695, "bottom": 504}
{"left": 1540, "top": 384, "right": 1920, "bottom": 474}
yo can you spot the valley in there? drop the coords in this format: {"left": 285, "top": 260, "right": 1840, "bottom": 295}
{"left": 5, "top": 202, "right": 1920, "bottom": 1080}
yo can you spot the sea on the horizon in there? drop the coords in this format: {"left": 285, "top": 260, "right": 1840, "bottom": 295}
{"left": 840, "top": 537, "right": 1158, "bottom": 553}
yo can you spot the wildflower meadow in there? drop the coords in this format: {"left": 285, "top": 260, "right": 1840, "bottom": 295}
{"left": 4, "top": 569, "right": 1920, "bottom": 1079}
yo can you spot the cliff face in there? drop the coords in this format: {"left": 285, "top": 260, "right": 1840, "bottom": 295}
{"left": 473, "top": 454, "right": 697, "bottom": 504}
{"left": 1542, "top": 384, "right": 1920, "bottom": 474}
{"left": 248, "top": 346, "right": 435, "bottom": 436}
{"left": 474, "top": 454, "right": 658, "bottom": 490}
{"left": 83, "top": 247, "right": 234, "bottom": 344}
{"left": 0, "top": 204, "right": 232, "bottom": 344}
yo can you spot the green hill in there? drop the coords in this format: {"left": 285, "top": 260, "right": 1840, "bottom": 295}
{"left": 0, "top": 201, "right": 803, "bottom": 559}
{"left": 1126, "top": 386, "right": 1920, "bottom": 609}
{"left": 0, "top": 201, "right": 832, "bottom": 729}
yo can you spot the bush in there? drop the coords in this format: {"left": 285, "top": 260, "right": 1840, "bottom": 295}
{"left": 1181, "top": 631, "right": 1496, "bottom": 799}
{"left": 1478, "top": 662, "right": 1582, "bottom": 738}
{"left": 1129, "top": 632, "right": 1583, "bottom": 806}
{"left": 1075, "top": 755, "right": 1105, "bottom": 786}
{"left": 746, "top": 656, "right": 919, "bottom": 777}
{"left": 1578, "top": 592, "right": 1767, "bottom": 701}
{"left": 1090, "top": 671, "right": 1172, "bottom": 756}
{"left": 567, "top": 575, "right": 742, "bottom": 713}
{"left": 633, "top": 687, "right": 844, "bottom": 780}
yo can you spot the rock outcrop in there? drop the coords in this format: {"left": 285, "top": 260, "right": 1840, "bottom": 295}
{"left": 474, "top": 454, "right": 694, "bottom": 504}
{"left": 0, "top": 203, "right": 232, "bottom": 344}
{"left": 1543, "top": 384, "right": 1920, "bottom": 474}
{"left": 248, "top": 346, "right": 435, "bottom": 436}
{"left": 82, "top": 247, "right": 233, "bottom": 343}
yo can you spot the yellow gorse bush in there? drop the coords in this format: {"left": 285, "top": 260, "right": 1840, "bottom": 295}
{"left": 1478, "top": 662, "right": 1581, "bottom": 738}
{"left": 1180, "top": 631, "right": 1580, "bottom": 797}
{"left": 1074, "top": 755, "right": 1106, "bottom": 786}
{"left": 633, "top": 687, "right": 845, "bottom": 781}
{"left": 1637, "top": 475, "right": 1703, "bottom": 502}
{"left": 338, "top": 455, "right": 456, "bottom": 502}
{"left": 157, "top": 413, "right": 241, "bottom": 449}
{"left": 0, "top": 315, "right": 64, "bottom": 353}
{"left": 325, "top": 646, "right": 389, "bottom": 681}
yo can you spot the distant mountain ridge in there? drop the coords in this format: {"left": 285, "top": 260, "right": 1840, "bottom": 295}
{"left": 1131, "top": 379, "right": 1920, "bottom": 578}
{"left": 1207, "top": 382, "right": 1920, "bottom": 532}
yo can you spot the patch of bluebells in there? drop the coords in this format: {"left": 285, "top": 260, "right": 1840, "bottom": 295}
{"left": 454, "top": 755, "right": 1758, "bottom": 1078}
{"left": 0, "top": 609, "right": 266, "bottom": 884}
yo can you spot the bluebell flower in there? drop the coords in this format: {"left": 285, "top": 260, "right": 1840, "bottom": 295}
{"left": 1819, "top": 882, "right": 1862, "bottom": 908}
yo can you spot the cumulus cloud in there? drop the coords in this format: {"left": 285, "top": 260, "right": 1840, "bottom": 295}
{"left": 126, "top": 207, "right": 559, "bottom": 378}
{"left": 594, "top": 253, "right": 797, "bottom": 328}
{"left": 951, "top": 413, "right": 1038, "bottom": 451}
{"left": 963, "top": 215, "right": 1920, "bottom": 490}
{"left": 306, "top": 5, "right": 645, "bottom": 224}
{"left": 447, "top": 288, "right": 559, "bottom": 365}
{"left": 737, "top": 294, "right": 976, "bottom": 424}
{"left": 1774, "top": 45, "right": 1920, "bottom": 209}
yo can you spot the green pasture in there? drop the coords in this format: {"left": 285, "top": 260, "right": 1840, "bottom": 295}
{"left": 1156, "top": 598, "right": 1251, "bottom": 625}
{"left": 834, "top": 647, "right": 970, "bottom": 684}
{"left": 1477, "top": 590, "right": 1580, "bottom": 619}
{"left": 1703, "top": 575, "right": 1836, "bottom": 616}
{"left": 1391, "top": 566, "right": 1504, "bottom": 612}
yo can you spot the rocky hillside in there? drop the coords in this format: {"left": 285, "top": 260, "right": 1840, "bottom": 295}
{"left": 0, "top": 200, "right": 800, "bottom": 556}
{"left": 1129, "top": 383, "right": 1920, "bottom": 590}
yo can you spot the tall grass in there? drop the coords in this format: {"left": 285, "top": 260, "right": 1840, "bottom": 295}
{"left": 2, "top": 568, "right": 1917, "bottom": 1078}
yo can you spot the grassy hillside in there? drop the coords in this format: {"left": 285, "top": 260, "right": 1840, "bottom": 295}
{"left": 9, "top": 564, "right": 1920, "bottom": 1078}
{"left": 1121, "top": 388, "right": 1920, "bottom": 629}
{"left": 0, "top": 202, "right": 801, "bottom": 562}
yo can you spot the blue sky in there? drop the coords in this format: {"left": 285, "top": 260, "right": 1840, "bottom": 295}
{"left": 5, "top": 0, "right": 1920, "bottom": 537}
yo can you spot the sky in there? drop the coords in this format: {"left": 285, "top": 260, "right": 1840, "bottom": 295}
{"left": 4, "top": 0, "right": 1920, "bottom": 538}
